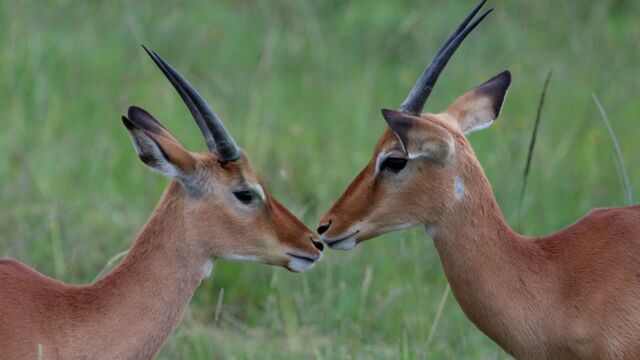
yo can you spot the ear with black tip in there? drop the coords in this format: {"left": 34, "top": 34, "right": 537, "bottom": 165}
{"left": 123, "top": 106, "right": 197, "bottom": 180}
{"left": 446, "top": 70, "right": 511, "bottom": 135}
{"left": 381, "top": 108, "right": 455, "bottom": 163}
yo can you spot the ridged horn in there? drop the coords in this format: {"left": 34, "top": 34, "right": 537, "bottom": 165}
{"left": 142, "top": 45, "right": 241, "bottom": 163}
{"left": 399, "top": 0, "right": 492, "bottom": 115}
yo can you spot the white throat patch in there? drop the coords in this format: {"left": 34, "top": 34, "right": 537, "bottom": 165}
{"left": 425, "top": 225, "right": 437, "bottom": 238}
{"left": 455, "top": 176, "right": 465, "bottom": 200}
{"left": 201, "top": 259, "right": 214, "bottom": 279}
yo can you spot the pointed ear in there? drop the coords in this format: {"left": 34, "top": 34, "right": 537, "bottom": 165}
{"left": 446, "top": 71, "right": 511, "bottom": 135}
{"left": 381, "top": 108, "right": 454, "bottom": 163}
{"left": 122, "top": 106, "right": 197, "bottom": 180}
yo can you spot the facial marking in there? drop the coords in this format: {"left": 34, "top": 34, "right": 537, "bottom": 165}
{"left": 455, "top": 176, "right": 465, "bottom": 199}
{"left": 374, "top": 151, "right": 387, "bottom": 175}
{"left": 254, "top": 184, "right": 266, "bottom": 201}
{"left": 408, "top": 151, "right": 424, "bottom": 159}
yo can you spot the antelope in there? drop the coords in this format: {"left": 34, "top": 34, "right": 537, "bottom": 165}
{"left": 318, "top": 1, "right": 640, "bottom": 358}
{"left": 0, "top": 47, "right": 323, "bottom": 360}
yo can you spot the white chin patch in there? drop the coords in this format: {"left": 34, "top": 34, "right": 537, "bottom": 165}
{"left": 328, "top": 235, "right": 357, "bottom": 251}
{"left": 288, "top": 257, "right": 316, "bottom": 273}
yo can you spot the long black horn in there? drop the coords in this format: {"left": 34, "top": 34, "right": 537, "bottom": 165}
{"left": 142, "top": 45, "right": 241, "bottom": 163}
{"left": 399, "top": 0, "right": 492, "bottom": 115}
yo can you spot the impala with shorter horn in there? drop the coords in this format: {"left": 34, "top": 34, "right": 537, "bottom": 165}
{"left": 319, "top": 1, "right": 640, "bottom": 358}
{"left": 0, "top": 47, "right": 322, "bottom": 359}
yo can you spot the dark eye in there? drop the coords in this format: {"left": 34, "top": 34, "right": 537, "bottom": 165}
{"left": 380, "top": 157, "right": 408, "bottom": 173}
{"left": 233, "top": 190, "right": 254, "bottom": 204}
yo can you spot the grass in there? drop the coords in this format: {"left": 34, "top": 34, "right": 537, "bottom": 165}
{"left": 1, "top": 0, "right": 639, "bottom": 358}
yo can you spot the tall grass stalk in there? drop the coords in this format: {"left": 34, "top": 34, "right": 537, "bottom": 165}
{"left": 91, "top": 251, "right": 128, "bottom": 283}
{"left": 424, "top": 284, "right": 450, "bottom": 351}
{"left": 592, "top": 94, "right": 633, "bottom": 205}
{"left": 519, "top": 70, "right": 552, "bottom": 221}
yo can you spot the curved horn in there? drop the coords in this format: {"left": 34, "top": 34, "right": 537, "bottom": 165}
{"left": 142, "top": 45, "right": 241, "bottom": 163}
{"left": 399, "top": 0, "right": 492, "bottom": 115}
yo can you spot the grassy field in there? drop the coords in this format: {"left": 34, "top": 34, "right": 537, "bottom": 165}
{"left": 1, "top": 0, "right": 639, "bottom": 358}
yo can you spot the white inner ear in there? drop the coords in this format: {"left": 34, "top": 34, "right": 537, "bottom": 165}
{"left": 463, "top": 119, "right": 494, "bottom": 135}
{"left": 127, "top": 130, "right": 180, "bottom": 178}
{"left": 461, "top": 88, "right": 509, "bottom": 135}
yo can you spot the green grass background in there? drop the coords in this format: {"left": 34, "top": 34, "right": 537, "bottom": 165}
{"left": 1, "top": 0, "right": 639, "bottom": 358}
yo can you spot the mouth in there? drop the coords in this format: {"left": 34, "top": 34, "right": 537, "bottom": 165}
{"left": 322, "top": 230, "right": 360, "bottom": 250}
{"left": 286, "top": 252, "right": 321, "bottom": 273}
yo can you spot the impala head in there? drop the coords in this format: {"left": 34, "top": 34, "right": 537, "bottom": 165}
{"left": 122, "top": 47, "right": 323, "bottom": 272}
{"left": 318, "top": 0, "right": 511, "bottom": 250}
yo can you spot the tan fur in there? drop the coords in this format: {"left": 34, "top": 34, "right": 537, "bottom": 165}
{"left": 0, "top": 117, "right": 321, "bottom": 359}
{"left": 154, "top": 131, "right": 197, "bottom": 172}
{"left": 320, "top": 79, "right": 640, "bottom": 359}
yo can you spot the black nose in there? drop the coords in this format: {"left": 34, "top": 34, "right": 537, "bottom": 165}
{"left": 312, "top": 240, "right": 324, "bottom": 251}
{"left": 317, "top": 220, "right": 332, "bottom": 235}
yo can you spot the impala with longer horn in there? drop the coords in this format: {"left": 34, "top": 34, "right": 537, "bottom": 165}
{"left": 318, "top": 1, "right": 640, "bottom": 358}
{"left": 0, "top": 47, "right": 323, "bottom": 359}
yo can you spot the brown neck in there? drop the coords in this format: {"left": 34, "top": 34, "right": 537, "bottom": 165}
{"left": 430, "top": 157, "right": 554, "bottom": 352}
{"left": 71, "top": 181, "right": 209, "bottom": 359}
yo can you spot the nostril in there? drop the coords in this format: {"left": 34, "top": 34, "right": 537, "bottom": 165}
{"left": 313, "top": 240, "right": 324, "bottom": 251}
{"left": 317, "top": 220, "right": 332, "bottom": 235}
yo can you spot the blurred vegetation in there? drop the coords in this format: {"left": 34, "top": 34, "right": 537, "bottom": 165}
{"left": 1, "top": 0, "right": 639, "bottom": 358}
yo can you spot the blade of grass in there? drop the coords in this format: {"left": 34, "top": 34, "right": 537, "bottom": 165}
{"left": 214, "top": 288, "right": 225, "bottom": 327}
{"left": 519, "top": 70, "right": 553, "bottom": 220}
{"left": 49, "top": 207, "right": 65, "bottom": 279}
{"left": 425, "top": 284, "right": 450, "bottom": 351}
{"left": 592, "top": 94, "right": 633, "bottom": 205}
{"left": 91, "top": 250, "right": 128, "bottom": 283}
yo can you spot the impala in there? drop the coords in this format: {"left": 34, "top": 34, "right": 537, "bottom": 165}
{"left": 318, "top": 1, "right": 640, "bottom": 358}
{"left": 0, "top": 47, "right": 323, "bottom": 359}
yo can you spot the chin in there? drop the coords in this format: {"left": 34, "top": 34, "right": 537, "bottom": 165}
{"left": 286, "top": 258, "right": 317, "bottom": 272}
{"left": 322, "top": 231, "right": 359, "bottom": 250}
